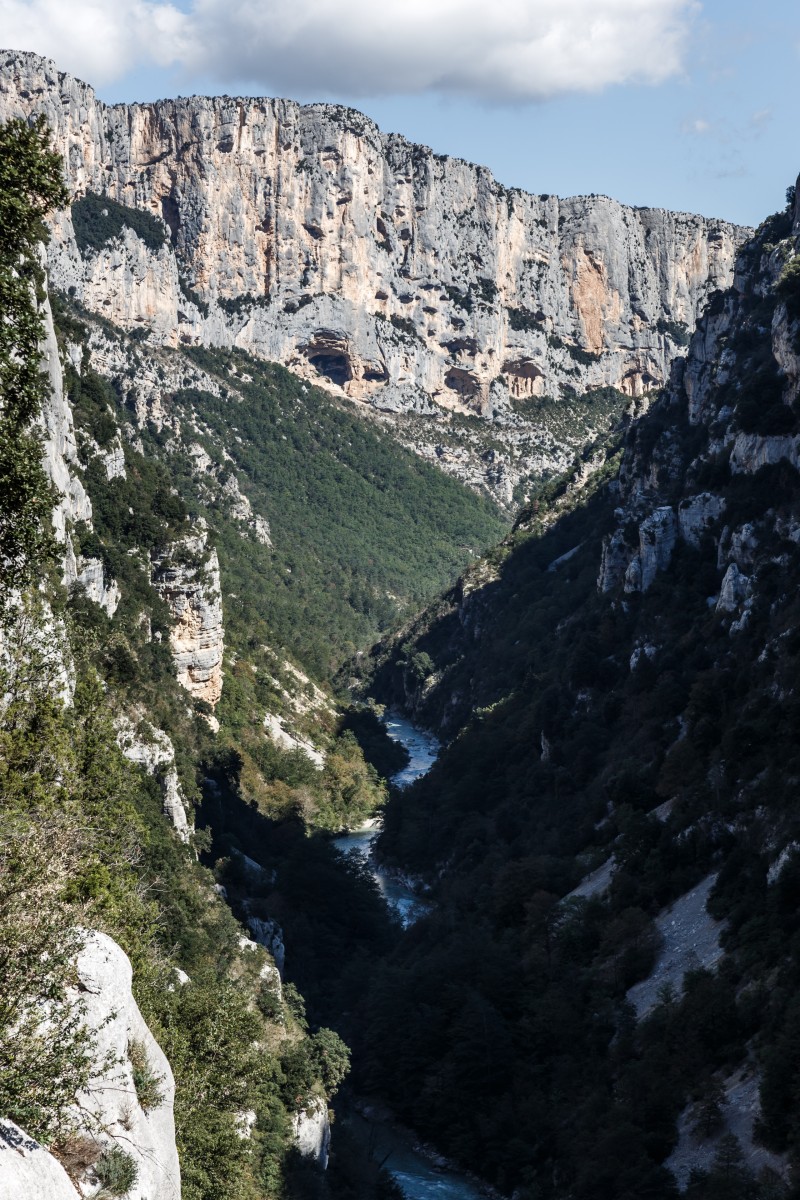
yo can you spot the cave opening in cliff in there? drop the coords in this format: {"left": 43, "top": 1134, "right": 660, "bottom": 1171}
{"left": 309, "top": 353, "right": 352, "bottom": 387}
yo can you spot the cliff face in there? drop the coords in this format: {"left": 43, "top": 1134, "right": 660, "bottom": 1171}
{"left": 71, "top": 932, "right": 182, "bottom": 1200}
{"left": 0, "top": 1120, "right": 80, "bottom": 1200}
{"left": 361, "top": 189, "right": 800, "bottom": 1194}
{"left": 0, "top": 51, "right": 748, "bottom": 502}
{"left": 151, "top": 523, "right": 225, "bottom": 710}
{"left": 372, "top": 185, "right": 800, "bottom": 735}
{"left": 596, "top": 201, "right": 800, "bottom": 598}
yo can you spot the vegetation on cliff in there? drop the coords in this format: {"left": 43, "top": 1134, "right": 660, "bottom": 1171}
{"left": 0, "top": 120, "right": 380, "bottom": 1200}
{"left": 356, "top": 195, "right": 800, "bottom": 1199}
{"left": 0, "top": 116, "right": 67, "bottom": 598}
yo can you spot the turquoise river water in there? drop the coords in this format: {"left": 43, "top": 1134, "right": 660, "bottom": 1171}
{"left": 333, "top": 713, "right": 487, "bottom": 1200}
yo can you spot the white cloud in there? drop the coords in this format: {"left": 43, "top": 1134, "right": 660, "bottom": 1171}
{"left": 748, "top": 107, "right": 772, "bottom": 131}
{"left": 2, "top": 0, "right": 696, "bottom": 101}
{"left": 682, "top": 116, "right": 712, "bottom": 135}
{"left": 0, "top": 0, "right": 188, "bottom": 84}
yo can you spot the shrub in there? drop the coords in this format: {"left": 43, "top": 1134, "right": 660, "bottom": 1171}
{"left": 507, "top": 305, "right": 543, "bottom": 333}
{"left": 389, "top": 313, "right": 418, "bottom": 339}
{"left": 311, "top": 1028, "right": 350, "bottom": 1095}
{"left": 128, "top": 1037, "right": 164, "bottom": 1112}
{"left": 777, "top": 255, "right": 800, "bottom": 321}
{"left": 0, "top": 117, "right": 68, "bottom": 598}
{"left": 657, "top": 317, "right": 691, "bottom": 347}
{"left": 94, "top": 1145, "right": 139, "bottom": 1196}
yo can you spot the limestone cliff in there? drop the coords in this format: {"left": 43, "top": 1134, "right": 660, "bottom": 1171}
{"left": 151, "top": 521, "right": 225, "bottom": 709}
{"left": 0, "top": 1120, "right": 80, "bottom": 1200}
{"left": 38, "top": 276, "right": 120, "bottom": 610}
{"left": 596, "top": 194, "right": 800, "bottom": 598}
{"left": 0, "top": 934, "right": 181, "bottom": 1200}
{"left": 0, "top": 50, "right": 748, "bottom": 502}
{"left": 116, "top": 713, "right": 193, "bottom": 841}
{"left": 71, "top": 931, "right": 181, "bottom": 1200}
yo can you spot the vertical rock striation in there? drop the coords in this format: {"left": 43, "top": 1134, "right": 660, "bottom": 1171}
{"left": 151, "top": 522, "right": 224, "bottom": 709}
{"left": 0, "top": 50, "right": 747, "bottom": 429}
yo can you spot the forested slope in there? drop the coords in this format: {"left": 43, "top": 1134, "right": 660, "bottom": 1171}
{"left": 359, "top": 184, "right": 800, "bottom": 1200}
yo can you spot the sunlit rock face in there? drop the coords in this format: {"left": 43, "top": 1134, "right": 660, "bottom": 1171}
{"left": 0, "top": 1120, "right": 80, "bottom": 1200}
{"left": 151, "top": 523, "right": 224, "bottom": 708}
{"left": 72, "top": 931, "right": 181, "bottom": 1200}
{"left": 1, "top": 50, "right": 747, "bottom": 425}
{"left": 291, "top": 1099, "right": 331, "bottom": 1169}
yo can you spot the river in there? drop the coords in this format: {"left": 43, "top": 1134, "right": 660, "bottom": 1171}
{"left": 333, "top": 711, "right": 439, "bottom": 924}
{"left": 334, "top": 714, "right": 489, "bottom": 1200}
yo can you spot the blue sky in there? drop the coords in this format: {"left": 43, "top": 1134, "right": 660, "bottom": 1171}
{"left": 4, "top": 0, "right": 798, "bottom": 226}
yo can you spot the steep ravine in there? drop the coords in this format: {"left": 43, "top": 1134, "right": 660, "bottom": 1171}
{"left": 333, "top": 713, "right": 439, "bottom": 923}
{"left": 9, "top": 56, "right": 800, "bottom": 1200}
{"left": 328, "top": 715, "right": 490, "bottom": 1200}
{"left": 354, "top": 187, "right": 800, "bottom": 1197}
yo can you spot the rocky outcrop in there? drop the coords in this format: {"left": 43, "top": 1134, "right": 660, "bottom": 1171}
{"left": 597, "top": 528, "right": 630, "bottom": 593}
{"left": 74, "top": 556, "right": 121, "bottom": 616}
{"left": 0, "top": 51, "right": 747, "bottom": 500}
{"left": 0, "top": 1120, "right": 80, "bottom": 1200}
{"left": 716, "top": 563, "right": 752, "bottom": 614}
{"left": 624, "top": 507, "right": 677, "bottom": 593}
{"left": 72, "top": 931, "right": 181, "bottom": 1200}
{"left": 151, "top": 522, "right": 224, "bottom": 709}
{"left": 247, "top": 916, "right": 286, "bottom": 974}
{"left": 116, "top": 714, "right": 193, "bottom": 841}
{"left": 730, "top": 431, "right": 800, "bottom": 474}
{"left": 291, "top": 1099, "right": 331, "bottom": 1170}
{"left": 36, "top": 261, "right": 126, "bottom": 619}
{"left": 596, "top": 194, "right": 800, "bottom": 600}
{"left": 626, "top": 874, "right": 724, "bottom": 1018}
{"left": 263, "top": 711, "right": 325, "bottom": 768}
{"left": 38, "top": 282, "right": 92, "bottom": 559}
{"left": 678, "top": 493, "right": 726, "bottom": 548}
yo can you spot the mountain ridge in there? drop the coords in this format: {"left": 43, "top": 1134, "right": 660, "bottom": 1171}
{"left": 1, "top": 48, "right": 749, "bottom": 505}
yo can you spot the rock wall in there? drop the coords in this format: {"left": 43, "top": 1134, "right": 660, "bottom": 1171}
{"left": 291, "top": 1099, "right": 331, "bottom": 1170}
{"left": 1, "top": 51, "right": 746, "bottom": 431}
{"left": 0, "top": 939, "right": 184, "bottom": 1200}
{"left": 151, "top": 521, "right": 225, "bottom": 709}
{"left": 116, "top": 713, "right": 193, "bottom": 841}
{"left": 72, "top": 930, "right": 181, "bottom": 1200}
{"left": 596, "top": 204, "right": 800, "bottom": 603}
{"left": 0, "top": 1120, "right": 80, "bottom": 1200}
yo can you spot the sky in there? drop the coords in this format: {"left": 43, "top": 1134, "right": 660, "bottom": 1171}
{"left": 1, "top": 0, "right": 798, "bottom": 226}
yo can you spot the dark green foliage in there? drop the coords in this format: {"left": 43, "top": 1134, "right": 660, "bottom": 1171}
{"left": 506, "top": 305, "right": 543, "bottom": 333}
{"left": 389, "top": 314, "right": 417, "bottom": 338}
{"left": 442, "top": 285, "right": 473, "bottom": 312}
{"left": 128, "top": 1037, "right": 164, "bottom": 1112}
{"left": 178, "top": 347, "right": 506, "bottom": 674}
{"left": 218, "top": 292, "right": 267, "bottom": 316}
{"left": 776, "top": 255, "right": 800, "bottom": 321}
{"left": 734, "top": 366, "right": 795, "bottom": 435}
{"left": 339, "top": 706, "right": 409, "bottom": 779}
{"left": 476, "top": 277, "right": 498, "bottom": 303}
{"left": 757, "top": 205, "right": 794, "bottom": 247}
{"left": 547, "top": 332, "right": 601, "bottom": 364}
{"left": 357, "top": 221, "right": 800, "bottom": 1194}
{"left": 0, "top": 117, "right": 68, "bottom": 597}
{"left": 657, "top": 317, "right": 691, "bottom": 347}
{"left": 0, "top": 621, "right": 161, "bottom": 1143}
{"left": 72, "top": 191, "right": 166, "bottom": 255}
{"left": 66, "top": 362, "right": 118, "bottom": 448}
